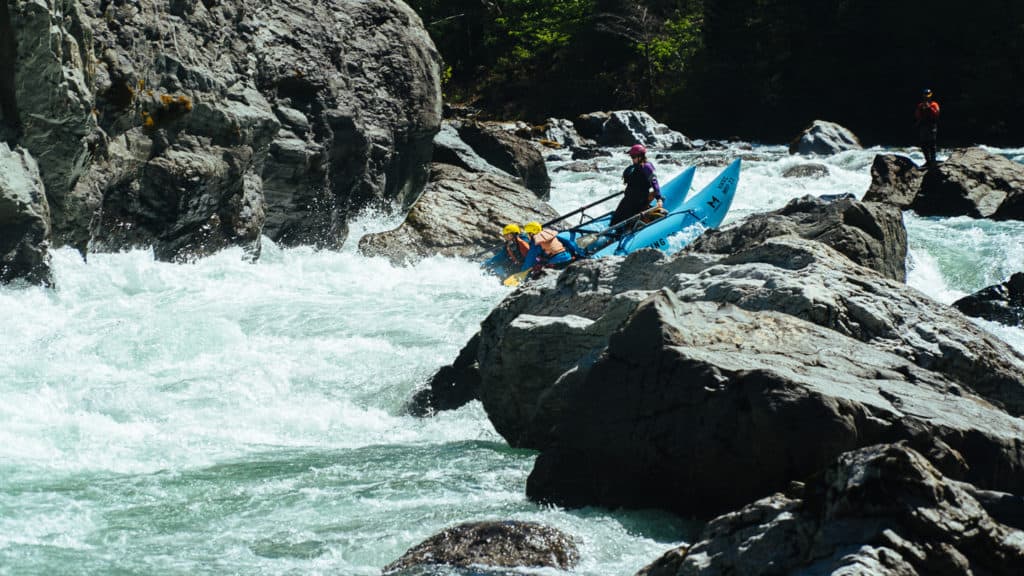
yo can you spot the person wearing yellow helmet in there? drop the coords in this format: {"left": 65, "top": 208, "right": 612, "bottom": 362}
{"left": 521, "top": 221, "right": 572, "bottom": 273}
{"left": 501, "top": 223, "right": 531, "bottom": 271}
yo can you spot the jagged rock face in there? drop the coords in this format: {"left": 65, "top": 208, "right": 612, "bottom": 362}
{"left": 357, "top": 163, "right": 558, "bottom": 265}
{"left": 524, "top": 290, "right": 1024, "bottom": 518}
{"left": 475, "top": 236, "right": 1024, "bottom": 455}
{"left": 382, "top": 521, "right": 579, "bottom": 574}
{"left": 788, "top": 120, "right": 862, "bottom": 155}
{"left": 638, "top": 444, "right": 1024, "bottom": 576}
{"left": 0, "top": 143, "right": 51, "bottom": 286}
{"left": 912, "top": 148, "right": 1024, "bottom": 220}
{"left": 955, "top": 272, "right": 1024, "bottom": 327}
{"left": 691, "top": 195, "right": 908, "bottom": 282}
{"left": 3, "top": 0, "right": 441, "bottom": 260}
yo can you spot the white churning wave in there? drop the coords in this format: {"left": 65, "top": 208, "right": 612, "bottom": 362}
{"left": 1, "top": 145, "right": 1021, "bottom": 575}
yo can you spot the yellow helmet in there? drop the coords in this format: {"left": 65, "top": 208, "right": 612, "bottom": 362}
{"left": 502, "top": 223, "right": 521, "bottom": 235}
{"left": 524, "top": 221, "right": 542, "bottom": 235}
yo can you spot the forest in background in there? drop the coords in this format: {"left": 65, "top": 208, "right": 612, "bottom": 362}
{"left": 409, "top": 0, "right": 1024, "bottom": 146}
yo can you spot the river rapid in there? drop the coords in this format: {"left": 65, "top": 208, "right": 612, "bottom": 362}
{"left": 2, "top": 145, "right": 1022, "bottom": 575}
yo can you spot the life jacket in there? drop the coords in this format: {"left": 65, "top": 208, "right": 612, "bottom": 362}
{"left": 916, "top": 101, "right": 940, "bottom": 122}
{"left": 532, "top": 228, "right": 566, "bottom": 257}
{"left": 504, "top": 235, "right": 530, "bottom": 263}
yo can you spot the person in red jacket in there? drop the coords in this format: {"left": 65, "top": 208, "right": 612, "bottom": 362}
{"left": 915, "top": 89, "right": 941, "bottom": 167}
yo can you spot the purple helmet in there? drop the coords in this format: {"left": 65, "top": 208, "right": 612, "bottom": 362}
{"left": 628, "top": 144, "right": 647, "bottom": 157}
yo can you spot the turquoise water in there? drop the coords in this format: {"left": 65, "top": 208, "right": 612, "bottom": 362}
{"left": 2, "top": 146, "right": 1021, "bottom": 575}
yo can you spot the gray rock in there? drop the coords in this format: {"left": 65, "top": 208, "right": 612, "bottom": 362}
{"left": 691, "top": 195, "right": 908, "bottom": 282}
{"left": 789, "top": 120, "right": 862, "bottom": 155}
{"left": 639, "top": 444, "right": 1024, "bottom": 576}
{"left": 525, "top": 290, "right": 1024, "bottom": 517}
{"left": 456, "top": 122, "right": 551, "bottom": 199}
{"left": 954, "top": 272, "right": 1024, "bottom": 327}
{"left": 5, "top": 0, "right": 96, "bottom": 241}
{"left": 863, "top": 154, "right": 925, "bottom": 208}
{"left": 537, "top": 117, "right": 595, "bottom": 149}
{"left": 431, "top": 121, "right": 510, "bottom": 179}
{"left": 912, "top": 147, "right": 1024, "bottom": 220}
{"left": 357, "top": 163, "right": 558, "bottom": 265}
{"left": 576, "top": 110, "right": 694, "bottom": 150}
{"left": 6, "top": 0, "right": 442, "bottom": 259}
{"left": 0, "top": 144, "right": 52, "bottom": 286}
{"left": 382, "top": 520, "right": 579, "bottom": 574}
{"left": 781, "top": 163, "right": 829, "bottom": 179}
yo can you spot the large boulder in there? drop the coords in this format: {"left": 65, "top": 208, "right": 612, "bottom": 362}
{"left": 382, "top": 521, "right": 579, "bottom": 574}
{"left": 638, "top": 443, "right": 1024, "bottom": 576}
{"left": 357, "top": 163, "right": 558, "bottom": 265}
{"left": 0, "top": 143, "right": 52, "bottom": 286}
{"left": 456, "top": 122, "right": 551, "bottom": 199}
{"left": 788, "top": 120, "right": 862, "bottom": 155}
{"left": 911, "top": 148, "right": 1024, "bottom": 220}
{"left": 525, "top": 288, "right": 1024, "bottom": 518}
{"left": 691, "top": 194, "right": 908, "bottom": 282}
{"left": 954, "top": 272, "right": 1024, "bottom": 327}
{"left": 4, "top": 0, "right": 442, "bottom": 259}
{"left": 863, "top": 153, "right": 926, "bottom": 208}
{"left": 475, "top": 236, "right": 1024, "bottom": 454}
{"left": 575, "top": 110, "right": 693, "bottom": 150}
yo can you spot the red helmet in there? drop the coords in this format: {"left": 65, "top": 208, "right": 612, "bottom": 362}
{"left": 628, "top": 144, "right": 647, "bottom": 157}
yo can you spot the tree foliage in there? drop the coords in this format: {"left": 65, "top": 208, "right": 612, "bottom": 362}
{"left": 410, "top": 0, "right": 1024, "bottom": 145}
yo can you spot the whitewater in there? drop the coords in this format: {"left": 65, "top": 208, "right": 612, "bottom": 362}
{"left": 2, "top": 145, "right": 1022, "bottom": 575}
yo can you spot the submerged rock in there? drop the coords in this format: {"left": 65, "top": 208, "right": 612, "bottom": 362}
{"left": 6, "top": 0, "right": 442, "bottom": 260}
{"left": 382, "top": 520, "right": 579, "bottom": 574}
{"left": 866, "top": 148, "right": 1024, "bottom": 221}
{"left": 954, "top": 272, "right": 1024, "bottom": 327}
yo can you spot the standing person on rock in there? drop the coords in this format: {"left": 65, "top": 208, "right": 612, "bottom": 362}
{"left": 610, "top": 144, "right": 663, "bottom": 227}
{"left": 915, "top": 88, "right": 941, "bottom": 167}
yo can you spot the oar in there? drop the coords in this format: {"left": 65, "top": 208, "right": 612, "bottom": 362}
{"left": 578, "top": 205, "right": 669, "bottom": 256}
{"left": 502, "top": 270, "right": 530, "bottom": 287}
{"left": 542, "top": 189, "right": 624, "bottom": 229}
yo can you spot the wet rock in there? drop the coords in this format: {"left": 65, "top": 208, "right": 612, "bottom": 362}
{"left": 408, "top": 334, "right": 481, "bottom": 416}
{"left": 0, "top": 144, "right": 52, "bottom": 286}
{"left": 383, "top": 520, "right": 579, "bottom": 574}
{"left": 639, "top": 443, "right": 1024, "bottom": 576}
{"left": 912, "top": 147, "right": 1024, "bottom": 220}
{"left": 954, "top": 272, "right": 1024, "bottom": 327}
{"left": 788, "top": 120, "right": 862, "bottom": 155}
{"left": 357, "top": 163, "right": 558, "bottom": 265}
{"left": 781, "top": 163, "right": 829, "bottom": 178}
{"left": 863, "top": 154, "right": 926, "bottom": 208}
{"left": 691, "top": 195, "right": 908, "bottom": 282}
{"left": 525, "top": 289, "right": 1024, "bottom": 517}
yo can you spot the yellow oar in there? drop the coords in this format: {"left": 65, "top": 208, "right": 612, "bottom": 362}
{"left": 502, "top": 270, "right": 530, "bottom": 287}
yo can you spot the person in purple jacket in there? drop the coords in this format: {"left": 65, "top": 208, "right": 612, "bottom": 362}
{"left": 610, "top": 144, "right": 662, "bottom": 226}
